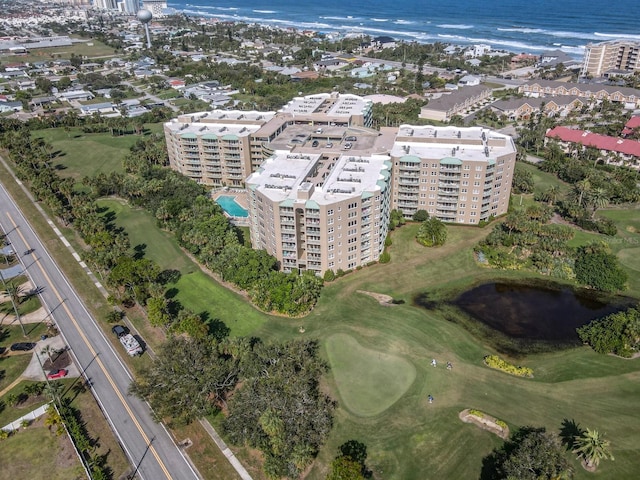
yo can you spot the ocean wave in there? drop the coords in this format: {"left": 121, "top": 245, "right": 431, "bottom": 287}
{"left": 498, "top": 26, "right": 599, "bottom": 41}
{"left": 394, "top": 20, "right": 416, "bottom": 25}
{"left": 184, "top": 4, "right": 238, "bottom": 11}
{"left": 595, "top": 32, "right": 640, "bottom": 41}
{"left": 321, "top": 16, "right": 362, "bottom": 21}
{"left": 371, "top": 18, "right": 389, "bottom": 22}
{"left": 253, "top": 10, "right": 277, "bottom": 14}
{"left": 437, "top": 24, "right": 474, "bottom": 30}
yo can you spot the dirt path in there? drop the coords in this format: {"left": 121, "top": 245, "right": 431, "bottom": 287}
{"left": 0, "top": 375, "right": 23, "bottom": 397}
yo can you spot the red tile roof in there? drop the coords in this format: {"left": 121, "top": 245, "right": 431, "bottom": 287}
{"left": 546, "top": 126, "right": 640, "bottom": 158}
{"left": 622, "top": 116, "right": 640, "bottom": 136}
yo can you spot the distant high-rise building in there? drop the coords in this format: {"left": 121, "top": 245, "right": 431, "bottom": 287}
{"left": 581, "top": 40, "right": 640, "bottom": 77}
{"left": 119, "top": 0, "right": 139, "bottom": 14}
{"left": 141, "top": 0, "right": 166, "bottom": 17}
{"left": 93, "top": 0, "right": 117, "bottom": 9}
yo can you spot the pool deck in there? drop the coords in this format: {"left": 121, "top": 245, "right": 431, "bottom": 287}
{"left": 211, "top": 189, "right": 250, "bottom": 226}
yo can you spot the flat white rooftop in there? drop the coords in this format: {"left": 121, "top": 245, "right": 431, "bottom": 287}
{"left": 393, "top": 125, "right": 516, "bottom": 162}
{"left": 247, "top": 150, "right": 390, "bottom": 205}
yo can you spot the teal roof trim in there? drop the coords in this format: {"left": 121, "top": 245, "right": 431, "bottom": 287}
{"left": 376, "top": 180, "right": 387, "bottom": 192}
{"left": 279, "top": 198, "right": 294, "bottom": 207}
{"left": 181, "top": 132, "right": 197, "bottom": 139}
{"left": 379, "top": 169, "right": 390, "bottom": 179}
{"left": 222, "top": 134, "right": 239, "bottom": 140}
{"left": 400, "top": 154, "right": 421, "bottom": 163}
{"left": 305, "top": 200, "right": 320, "bottom": 210}
{"left": 383, "top": 160, "right": 392, "bottom": 168}
{"left": 201, "top": 133, "right": 218, "bottom": 140}
{"left": 487, "top": 158, "right": 496, "bottom": 165}
{"left": 361, "top": 191, "right": 374, "bottom": 199}
{"left": 440, "top": 157, "right": 462, "bottom": 165}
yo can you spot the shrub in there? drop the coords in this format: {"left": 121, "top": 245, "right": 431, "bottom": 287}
{"left": 484, "top": 355, "right": 533, "bottom": 377}
{"left": 495, "top": 419, "right": 508, "bottom": 429}
{"left": 469, "top": 409, "right": 484, "bottom": 418}
{"left": 412, "top": 210, "right": 429, "bottom": 222}
{"left": 323, "top": 269, "right": 336, "bottom": 282}
{"left": 384, "top": 235, "right": 392, "bottom": 247}
{"left": 379, "top": 251, "right": 391, "bottom": 263}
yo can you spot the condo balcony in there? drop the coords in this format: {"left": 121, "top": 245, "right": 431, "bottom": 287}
{"left": 398, "top": 186, "right": 419, "bottom": 193}
{"left": 398, "top": 192, "right": 419, "bottom": 199}
{"left": 436, "top": 204, "right": 458, "bottom": 211}
{"left": 398, "top": 163, "right": 420, "bottom": 170}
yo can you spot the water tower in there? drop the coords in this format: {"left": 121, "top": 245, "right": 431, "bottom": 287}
{"left": 137, "top": 9, "right": 153, "bottom": 49}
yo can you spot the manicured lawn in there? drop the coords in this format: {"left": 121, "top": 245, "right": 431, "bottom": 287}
{"left": 32, "top": 125, "right": 164, "bottom": 182}
{"left": 247, "top": 220, "right": 640, "bottom": 480}
{"left": 0, "top": 355, "right": 31, "bottom": 395}
{"left": 97, "top": 198, "right": 195, "bottom": 274}
{"left": 173, "top": 271, "right": 268, "bottom": 337}
{"left": 518, "top": 161, "right": 570, "bottom": 196}
{"left": 97, "top": 198, "right": 270, "bottom": 338}
{"left": 325, "top": 333, "right": 416, "bottom": 417}
{"left": 0, "top": 421, "right": 84, "bottom": 480}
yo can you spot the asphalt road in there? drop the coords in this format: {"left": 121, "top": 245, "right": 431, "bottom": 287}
{"left": 0, "top": 181, "right": 200, "bottom": 480}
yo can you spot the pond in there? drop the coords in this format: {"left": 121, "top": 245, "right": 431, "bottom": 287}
{"left": 451, "top": 281, "right": 630, "bottom": 343}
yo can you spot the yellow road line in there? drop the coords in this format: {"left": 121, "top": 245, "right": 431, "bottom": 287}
{"left": 7, "top": 213, "right": 172, "bottom": 479}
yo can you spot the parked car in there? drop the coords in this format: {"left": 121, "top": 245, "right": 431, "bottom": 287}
{"left": 326, "top": 142, "right": 333, "bottom": 148}
{"left": 47, "top": 369, "right": 68, "bottom": 380}
{"left": 10, "top": 342, "right": 36, "bottom": 352}
{"left": 343, "top": 142, "right": 352, "bottom": 150}
{"left": 345, "top": 135, "right": 357, "bottom": 142}
{"left": 315, "top": 127, "right": 323, "bottom": 134}
{"left": 312, "top": 140, "right": 319, "bottom": 147}
{"left": 111, "top": 325, "right": 127, "bottom": 337}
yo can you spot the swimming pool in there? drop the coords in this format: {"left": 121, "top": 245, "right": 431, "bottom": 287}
{"left": 216, "top": 195, "right": 249, "bottom": 217}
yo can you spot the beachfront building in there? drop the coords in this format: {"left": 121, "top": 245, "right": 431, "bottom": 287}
{"left": 164, "top": 110, "right": 276, "bottom": 187}
{"left": 581, "top": 40, "right": 640, "bottom": 77}
{"left": 246, "top": 151, "right": 392, "bottom": 275}
{"left": 546, "top": 126, "right": 640, "bottom": 168}
{"left": 390, "top": 125, "right": 516, "bottom": 223}
{"left": 419, "top": 85, "right": 492, "bottom": 122}
{"left": 519, "top": 80, "right": 640, "bottom": 108}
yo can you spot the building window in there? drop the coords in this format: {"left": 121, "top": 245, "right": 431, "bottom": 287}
{"left": 464, "top": 165, "right": 470, "bottom": 170}
{"left": 328, "top": 209, "right": 334, "bottom": 215}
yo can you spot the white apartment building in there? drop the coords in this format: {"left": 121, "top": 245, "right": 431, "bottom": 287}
{"left": 390, "top": 125, "right": 516, "bottom": 223}
{"left": 246, "top": 151, "right": 392, "bottom": 275}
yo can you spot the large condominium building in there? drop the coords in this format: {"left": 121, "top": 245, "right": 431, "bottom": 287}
{"left": 279, "top": 92, "right": 373, "bottom": 128}
{"left": 164, "top": 92, "right": 375, "bottom": 187}
{"left": 164, "top": 110, "right": 276, "bottom": 187}
{"left": 581, "top": 40, "right": 640, "bottom": 77}
{"left": 390, "top": 125, "right": 516, "bottom": 224}
{"left": 246, "top": 151, "right": 391, "bottom": 275}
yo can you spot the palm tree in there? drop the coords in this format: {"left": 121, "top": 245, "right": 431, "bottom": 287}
{"left": 588, "top": 187, "right": 609, "bottom": 218}
{"left": 1, "top": 280, "right": 26, "bottom": 336}
{"left": 543, "top": 185, "right": 561, "bottom": 206}
{"left": 573, "top": 429, "right": 614, "bottom": 470}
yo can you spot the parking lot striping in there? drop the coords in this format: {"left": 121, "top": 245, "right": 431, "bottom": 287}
{"left": 7, "top": 213, "right": 173, "bottom": 480}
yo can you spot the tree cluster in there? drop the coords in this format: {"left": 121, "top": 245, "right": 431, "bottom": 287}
{"left": 222, "top": 339, "right": 335, "bottom": 478}
{"left": 573, "top": 242, "right": 628, "bottom": 292}
{"left": 476, "top": 204, "right": 575, "bottom": 277}
{"left": 577, "top": 307, "right": 640, "bottom": 357}
{"left": 131, "top": 337, "right": 335, "bottom": 479}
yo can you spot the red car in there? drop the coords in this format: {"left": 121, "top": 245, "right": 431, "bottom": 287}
{"left": 47, "top": 369, "right": 68, "bottom": 380}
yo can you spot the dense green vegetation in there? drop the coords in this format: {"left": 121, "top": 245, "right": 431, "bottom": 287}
{"left": 577, "top": 307, "right": 640, "bottom": 357}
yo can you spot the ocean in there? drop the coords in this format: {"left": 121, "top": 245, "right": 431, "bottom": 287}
{"left": 169, "top": 0, "right": 640, "bottom": 58}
